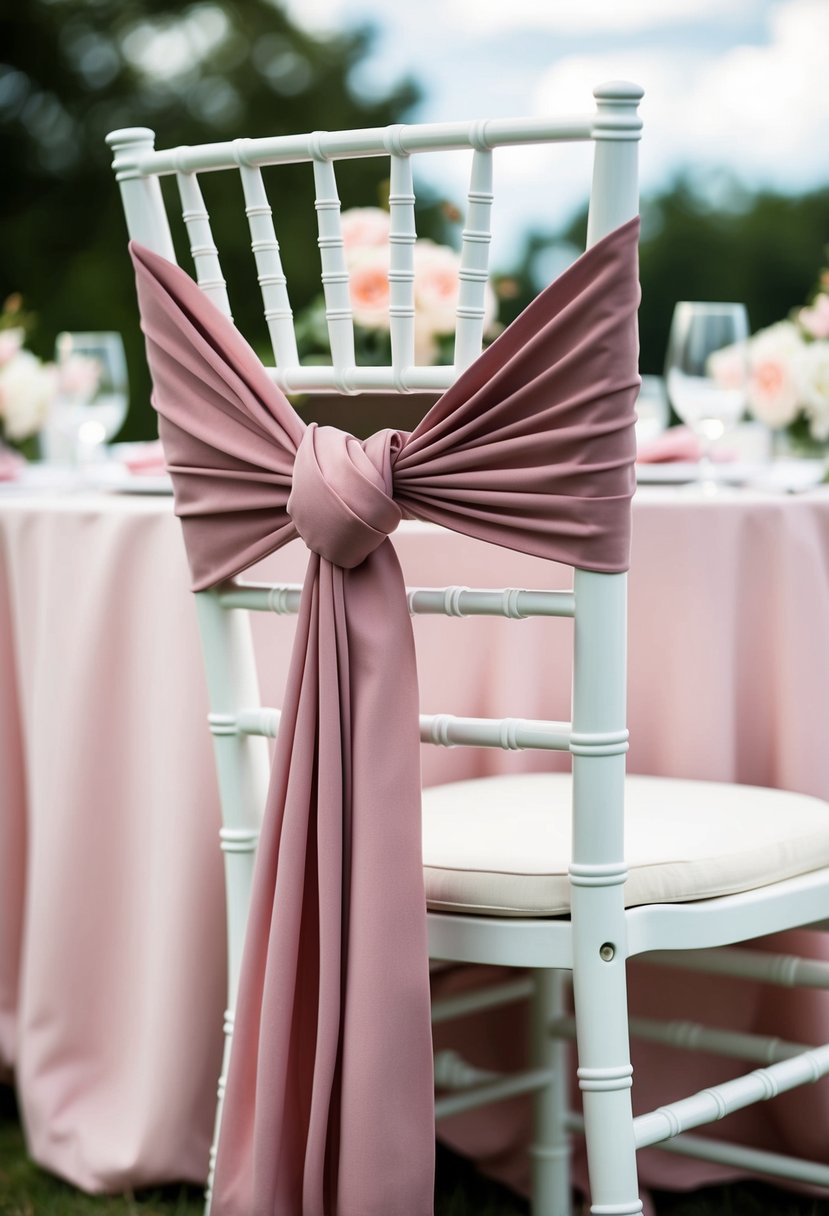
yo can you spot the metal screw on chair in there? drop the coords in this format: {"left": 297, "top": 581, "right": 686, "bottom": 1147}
{"left": 599, "top": 942, "right": 616, "bottom": 962}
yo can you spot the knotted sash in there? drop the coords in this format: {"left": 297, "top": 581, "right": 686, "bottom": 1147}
{"left": 130, "top": 217, "right": 640, "bottom": 1216}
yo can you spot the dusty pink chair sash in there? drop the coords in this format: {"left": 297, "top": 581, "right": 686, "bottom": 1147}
{"left": 129, "top": 217, "right": 639, "bottom": 1216}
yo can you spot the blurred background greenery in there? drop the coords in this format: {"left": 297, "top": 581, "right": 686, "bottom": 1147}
{"left": 2, "top": 0, "right": 829, "bottom": 439}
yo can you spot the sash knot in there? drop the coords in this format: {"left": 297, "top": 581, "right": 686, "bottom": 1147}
{"left": 287, "top": 423, "right": 404, "bottom": 568}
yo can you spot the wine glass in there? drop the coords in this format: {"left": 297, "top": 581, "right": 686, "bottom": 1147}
{"left": 664, "top": 302, "right": 749, "bottom": 492}
{"left": 51, "top": 332, "right": 128, "bottom": 466}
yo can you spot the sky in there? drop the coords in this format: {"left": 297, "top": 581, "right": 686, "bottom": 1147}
{"left": 278, "top": 0, "right": 829, "bottom": 266}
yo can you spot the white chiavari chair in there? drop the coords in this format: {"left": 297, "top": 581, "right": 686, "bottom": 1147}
{"left": 109, "top": 82, "right": 829, "bottom": 1216}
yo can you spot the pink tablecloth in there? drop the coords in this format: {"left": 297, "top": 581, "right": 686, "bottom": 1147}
{"left": 3, "top": 483, "right": 829, "bottom": 1196}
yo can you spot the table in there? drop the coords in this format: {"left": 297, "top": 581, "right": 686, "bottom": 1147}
{"left": 3, "top": 479, "right": 829, "bottom": 1201}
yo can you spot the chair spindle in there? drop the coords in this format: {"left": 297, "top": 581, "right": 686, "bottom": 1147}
{"left": 311, "top": 150, "right": 356, "bottom": 382}
{"left": 387, "top": 151, "right": 417, "bottom": 377}
{"left": 454, "top": 145, "right": 494, "bottom": 370}
{"left": 236, "top": 161, "right": 299, "bottom": 368}
{"left": 175, "top": 170, "right": 233, "bottom": 319}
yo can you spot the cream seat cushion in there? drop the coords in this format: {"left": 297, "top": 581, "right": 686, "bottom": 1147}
{"left": 422, "top": 774, "right": 829, "bottom": 917}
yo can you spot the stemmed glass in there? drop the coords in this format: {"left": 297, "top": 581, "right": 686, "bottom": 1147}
{"left": 665, "top": 302, "right": 749, "bottom": 492}
{"left": 52, "top": 332, "right": 128, "bottom": 466}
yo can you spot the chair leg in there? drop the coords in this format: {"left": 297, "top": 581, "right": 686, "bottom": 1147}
{"left": 204, "top": 1008, "right": 232, "bottom": 1216}
{"left": 573, "top": 946, "right": 642, "bottom": 1216}
{"left": 530, "top": 968, "right": 573, "bottom": 1216}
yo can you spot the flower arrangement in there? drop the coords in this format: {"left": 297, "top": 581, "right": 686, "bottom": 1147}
{"left": 711, "top": 261, "right": 829, "bottom": 448}
{"left": 0, "top": 296, "right": 56, "bottom": 458}
{"left": 294, "top": 207, "right": 499, "bottom": 367}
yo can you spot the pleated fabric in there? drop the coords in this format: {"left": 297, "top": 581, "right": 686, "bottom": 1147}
{"left": 129, "top": 216, "right": 639, "bottom": 1216}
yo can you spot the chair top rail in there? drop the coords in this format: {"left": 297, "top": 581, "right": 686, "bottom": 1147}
{"left": 107, "top": 82, "right": 642, "bottom": 177}
{"left": 213, "top": 581, "right": 576, "bottom": 619}
{"left": 113, "top": 115, "right": 605, "bottom": 180}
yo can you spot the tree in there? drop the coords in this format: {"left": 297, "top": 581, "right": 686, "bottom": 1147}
{"left": 0, "top": 0, "right": 420, "bottom": 437}
{"left": 636, "top": 177, "right": 829, "bottom": 375}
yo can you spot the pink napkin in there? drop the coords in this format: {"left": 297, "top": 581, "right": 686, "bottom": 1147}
{"left": 130, "top": 217, "right": 640, "bottom": 1216}
{"left": 122, "top": 439, "right": 167, "bottom": 476}
{"left": 0, "top": 447, "right": 25, "bottom": 482}
{"left": 637, "top": 424, "right": 735, "bottom": 463}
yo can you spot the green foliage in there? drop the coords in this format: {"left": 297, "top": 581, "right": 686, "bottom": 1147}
{"left": 636, "top": 176, "right": 829, "bottom": 375}
{"left": 293, "top": 296, "right": 396, "bottom": 368}
{"left": 0, "top": 0, "right": 421, "bottom": 438}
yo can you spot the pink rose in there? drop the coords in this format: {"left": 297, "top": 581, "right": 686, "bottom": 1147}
{"left": 348, "top": 248, "right": 390, "bottom": 330}
{"left": 746, "top": 322, "right": 803, "bottom": 429}
{"left": 344, "top": 229, "right": 500, "bottom": 359}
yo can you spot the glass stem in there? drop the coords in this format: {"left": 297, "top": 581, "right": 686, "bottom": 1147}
{"left": 697, "top": 434, "right": 719, "bottom": 492}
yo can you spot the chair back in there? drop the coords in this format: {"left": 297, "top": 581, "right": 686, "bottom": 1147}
{"left": 108, "top": 84, "right": 641, "bottom": 1205}
{"left": 107, "top": 79, "right": 642, "bottom": 971}
{"left": 107, "top": 82, "right": 640, "bottom": 395}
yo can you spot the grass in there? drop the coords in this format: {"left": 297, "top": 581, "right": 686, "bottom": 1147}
{"left": 0, "top": 1087, "right": 201, "bottom": 1216}
{"left": 3, "top": 1084, "right": 829, "bottom": 1215}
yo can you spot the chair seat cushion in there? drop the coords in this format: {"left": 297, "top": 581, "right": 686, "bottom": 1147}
{"left": 422, "top": 774, "right": 829, "bottom": 916}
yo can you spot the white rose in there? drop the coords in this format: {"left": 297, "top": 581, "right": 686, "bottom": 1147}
{"left": 0, "top": 328, "right": 25, "bottom": 368}
{"left": 796, "top": 340, "right": 829, "bottom": 441}
{"left": 0, "top": 350, "right": 56, "bottom": 440}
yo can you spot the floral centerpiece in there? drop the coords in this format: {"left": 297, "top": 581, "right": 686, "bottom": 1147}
{"left": 712, "top": 260, "right": 829, "bottom": 450}
{"left": 294, "top": 207, "right": 499, "bottom": 368}
{"left": 0, "top": 296, "right": 56, "bottom": 460}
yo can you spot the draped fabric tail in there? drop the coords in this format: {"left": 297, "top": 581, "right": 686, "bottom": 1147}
{"left": 211, "top": 544, "right": 435, "bottom": 1216}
